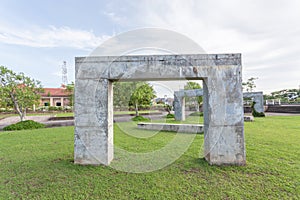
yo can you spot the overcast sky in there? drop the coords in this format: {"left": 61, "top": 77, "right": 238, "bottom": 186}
{"left": 0, "top": 0, "right": 300, "bottom": 94}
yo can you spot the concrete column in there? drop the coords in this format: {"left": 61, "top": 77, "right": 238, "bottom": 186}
{"left": 50, "top": 97, "right": 53, "bottom": 106}
{"left": 253, "top": 95, "right": 264, "bottom": 113}
{"left": 174, "top": 94, "right": 185, "bottom": 121}
{"left": 203, "top": 73, "right": 245, "bottom": 165}
{"left": 74, "top": 78, "right": 113, "bottom": 165}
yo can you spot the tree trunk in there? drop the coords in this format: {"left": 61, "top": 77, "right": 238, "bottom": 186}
{"left": 135, "top": 102, "right": 139, "bottom": 117}
{"left": 10, "top": 93, "right": 25, "bottom": 121}
{"left": 20, "top": 109, "right": 26, "bottom": 121}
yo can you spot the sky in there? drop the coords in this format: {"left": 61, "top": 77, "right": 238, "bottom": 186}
{"left": 0, "top": 0, "right": 300, "bottom": 95}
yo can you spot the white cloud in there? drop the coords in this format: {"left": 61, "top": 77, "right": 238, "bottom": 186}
{"left": 0, "top": 24, "right": 111, "bottom": 50}
{"left": 106, "top": 0, "right": 300, "bottom": 93}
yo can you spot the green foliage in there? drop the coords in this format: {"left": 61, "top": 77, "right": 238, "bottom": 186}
{"left": 129, "top": 83, "right": 156, "bottom": 107}
{"left": 3, "top": 120, "right": 45, "bottom": 131}
{"left": 251, "top": 101, "right": 265, "bottom": 117}
{"left": 242, "top": 77, "right": 258, "bottom": 92}
{"left": 189, "top": 111, "right": 204, "bottom": 116}
{"left": 65, "top": 82, "right": 74, "bottom": 106}
{"left": 0, "top": 66, "right": 43, "bottom": 121}
{"left": 131, "top": 115, "right": 150, "bottom": 121}
{"left": 129, "top": 83, "right": 156, "bottom": 116}
{"left": 113, "top": 82, "right": 145, "bottom": 108}
{"left": 48, "top": 106, "right": 63, "bottom": 111}
{"left": 184, "top": 81, "right": 203, "bottom": 108}
{"left": 165, "top": 113, "right": 175, "bottom": 118}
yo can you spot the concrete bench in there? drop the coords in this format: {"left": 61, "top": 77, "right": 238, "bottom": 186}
{"left": 244, "top": 116, "right": 254, "bottom": 122}
{"left": 137, "top": 122, "right": 204, "bottom": 133}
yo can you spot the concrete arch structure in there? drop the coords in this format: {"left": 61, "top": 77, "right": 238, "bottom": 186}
{"left": 174, "top": 90, "right": 264, "bottom": 121}
{"left": 74, "top": 54, "right": 246, "bottom": 166}
{"left": 243, "top": 92, "right": 264, "bottom": 113}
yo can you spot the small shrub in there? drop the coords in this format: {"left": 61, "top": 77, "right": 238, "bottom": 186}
{"left": 3, "top": 120, "right": 46, "bottom": 131}
{"left": 165, "top": 113, "right": 175, "bottom": 118}
{"left": 48, "top": 106, "right": 62, "bottom": 111}
{"left": 251, "top": 101, "right": 265, "bottom": 117}
{"left": 131, "top": 116, "right": 150, "bottom": 122}
{"left": 189, "top": 111, "right": 204, "bottom": 116}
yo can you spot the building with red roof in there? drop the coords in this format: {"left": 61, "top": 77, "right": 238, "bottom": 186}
{"left": 40, "top": 85, "right": 71, "bottom": 107}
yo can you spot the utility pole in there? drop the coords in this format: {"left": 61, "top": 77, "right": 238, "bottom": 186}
{"left": 62, "top": 61, "right": 68, "bottom": 86}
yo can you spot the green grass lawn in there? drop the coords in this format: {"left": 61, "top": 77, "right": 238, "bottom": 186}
{"left": 0, "top": 116, "right": 299, "bottom": 199}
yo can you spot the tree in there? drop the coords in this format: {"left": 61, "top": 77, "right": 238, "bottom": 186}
{"left": 113, "top": 81, "right": 147, "bottom": 109}
{"left": 65, "top": 82, "right": 74, "bottom": 107}
{"left": 242, "top": 77, "right": 258, "bottom": 92}
{"left": 0, "top": 66, "right": 43, "bottom": 121}
{"left": 129, "top": 83, "right": 156, "bottom": 116}
{"left": 184, "top": 81, "right": 202, "bottom": 110}
{"left": 114, "top": 82, "right": 139, "bottom": 108}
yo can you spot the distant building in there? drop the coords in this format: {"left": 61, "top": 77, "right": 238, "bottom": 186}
{"left": 40, "top": 85, "right": 70, "bottom": 107}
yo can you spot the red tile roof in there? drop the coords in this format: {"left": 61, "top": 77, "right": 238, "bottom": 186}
{"left": 41, "top": 88, "right": 69, "bottom": 97}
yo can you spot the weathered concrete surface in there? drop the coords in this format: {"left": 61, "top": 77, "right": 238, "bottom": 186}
{"left": 174, "top": 89, "right": 203, "bottom": 121}
{"left": 75, "top": 53, "right": 245, "bottom": 166}
{"left": 137, "top": 122, "right": 204, "bottom": 133}
{"left": 243, "top": 92, "right": 264, "bottom": 113}
{"left": 174, "top": 90, "right": 264, "bottom": 121}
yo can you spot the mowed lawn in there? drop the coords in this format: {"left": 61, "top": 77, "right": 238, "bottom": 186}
{"left": 0, "top": 116, "right": 299, "bottom": 199}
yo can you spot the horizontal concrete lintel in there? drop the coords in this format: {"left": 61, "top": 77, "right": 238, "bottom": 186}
{"left": 243, "top": 92, "right": 263, "bottom": 98}
{"left": 175, "top": 89, "right": 203, "bottom": 97}
{"left": 75, "top": 53, "right": 241, "bottom": 63}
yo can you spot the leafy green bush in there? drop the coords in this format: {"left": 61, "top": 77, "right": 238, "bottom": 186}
{"left": 165, "top": 113, "right": 175, "bottom": 118}
{"left": 131, "top": 116, "right": 150, "bottom": 122}
{"left": 251, "top": 102, "right": 265, "bottom": 117}
{"left": 189, "top": 111, "right": 204, "bottom": 116}
{"left": 48, "top": 106, "right": 62, "bottom": 111}
{"left": 3, "top": 120, "right": 45, "bottom": 131}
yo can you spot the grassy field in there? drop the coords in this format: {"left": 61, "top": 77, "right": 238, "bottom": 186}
{"left": 0, "top": 116, "right": 299, "bottom": 199}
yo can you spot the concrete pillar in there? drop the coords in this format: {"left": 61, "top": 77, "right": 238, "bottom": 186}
{"left": 203, "top": 74, "right": 245, "bottom": 165}
{"left": 74, "top": 79, "right": 113, "bottom": 165}
{"left": 253, "top": 95, "right": 264, "bottom": 113}
{"left": 174, "top": 94, "right": 185, "bottom": 121}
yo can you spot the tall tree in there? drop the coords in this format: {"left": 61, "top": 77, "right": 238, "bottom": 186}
{"left": 0, "top": 66, "right": 43, "bottom": 121}
{"left": 129, "top": 83, "right": 156, "bottom": 116}
{"left": 242, "top": 77, "right": 258, "bottom": 92}
{"left": 65, "top": 82, "right": 74, "bottom": 107}
{"left": 184, "top": 81, "right": 202, "bottom": 110}
{"left": 113, "top": 81, "right": 145, "bottom": 108}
